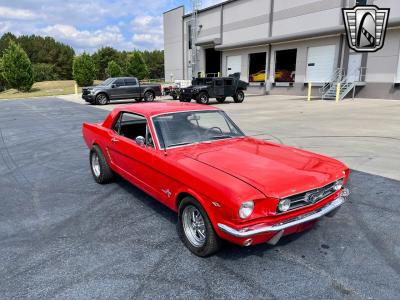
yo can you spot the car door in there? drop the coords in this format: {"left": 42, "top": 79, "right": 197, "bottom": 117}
{"left": 106, "top": 112, "right": 159, "bottom": 196}
{"left": 109, "top": 79, "right": 127, "bottom": 99}
{"left": 124, "top": 78, "right": 141, "bottom": 98}
{"left": 224, "top": 79, "right": 234, "bottom": 96}
{"left": 213, "top": 79, "right": 224, "bottom": 96}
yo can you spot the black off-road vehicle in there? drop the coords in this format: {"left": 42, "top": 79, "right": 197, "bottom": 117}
{"left": 179, "top": 76, "right": 248, "bottom": 104}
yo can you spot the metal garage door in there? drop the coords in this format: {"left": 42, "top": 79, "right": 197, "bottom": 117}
{"left": 306, "top": 45, "right": 336, "bottom": 82}
{"left": 226, "top": 55, "right": 241, "bottom": 77}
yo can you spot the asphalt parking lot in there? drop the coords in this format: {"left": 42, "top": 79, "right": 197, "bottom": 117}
{"left": 1, "top": 97, "right": 400, "bottom": 299}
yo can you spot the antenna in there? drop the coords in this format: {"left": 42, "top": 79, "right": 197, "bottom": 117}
{"left": 190, "top": 0, "right": 202, "bottom": 78}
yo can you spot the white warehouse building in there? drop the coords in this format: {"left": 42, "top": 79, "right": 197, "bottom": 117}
{"left": 163, "top": 0, "right": 400, "bottom": 99}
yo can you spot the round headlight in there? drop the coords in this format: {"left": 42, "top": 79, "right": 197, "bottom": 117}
{"left": 238, "top": 201, "right": 254, "bottom": 219}
{"left": 278, "top": 198, "right": 291, "bottom": 212}
{"left": 333, "top": 179, "right": 344, "bottom": 191}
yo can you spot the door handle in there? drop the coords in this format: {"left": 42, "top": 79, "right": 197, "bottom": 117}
{"left": 111, "top": 137, "right": 119, "bottom": 143}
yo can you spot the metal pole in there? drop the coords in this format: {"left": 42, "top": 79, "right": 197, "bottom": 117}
{"left": 335, "top": 82, "right": 341, "bottom": 103}
{"left": 307, "top": 81, "right": 312, "bottom": 101}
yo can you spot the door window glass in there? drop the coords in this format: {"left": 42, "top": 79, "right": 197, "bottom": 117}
{"left": 114, "top": 79, "right": 125, "bottom": 87}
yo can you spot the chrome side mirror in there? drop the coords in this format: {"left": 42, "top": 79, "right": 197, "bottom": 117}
{"left": 135, "top": 136, "right": 145, "bottom": 147}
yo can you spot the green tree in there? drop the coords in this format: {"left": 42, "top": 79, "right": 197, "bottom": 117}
{"left": 92, "top": 47, "right": 120, "bottom": 80}
{"left": 73, "top": 53, "right": 96, "bottom": 86}
{"left": 1, "top": 41, "right": 34, "bottom": 91}
{"left": 126, "top": 51, "right": 149, "bottom": 79}
{"left": 32, "top": 63, "right": 58, "bottom": 82}
{"left": 106, "top": 60, "right": 122, "bottom": 77}
{"left": 142, "top": 50, "right": 164, "bottom": 79}
{"left": 0, "top": 58, "right": 5, "bottom": 91}
{"left": 0, "top": 34, "right": 75, "bottom": 80}
{"left": 0, "top": 33, "right": 17, "bottom": 55}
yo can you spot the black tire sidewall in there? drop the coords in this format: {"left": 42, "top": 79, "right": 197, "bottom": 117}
{"left": 144, "top": 91, "right": 155, "bottom": 102}
{"left": 197, "top": 92, "right": 209, "bottom": 104}
{"left": 234, "top": 90, "right": 244, "bottom": 103}
{"left": 178, "top": 197, "right": 220, "bottom": 257}
{"left": 89, "top": 145, "right": 113, "bottom": 184}
{"left": 96, "top": 93, "right": 108, "bottom": 105}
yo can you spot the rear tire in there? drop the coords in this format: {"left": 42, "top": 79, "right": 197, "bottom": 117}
{"left": 233, "top": 90, "right": 245, "bottom": 103}
{"left": 216, "top": 97, "right": 226, "bottom": 103}
{"left": 196, "top": 92, "right": 209, "bottom": 105}
{"left": 144, "top": 91, "right": 155, "bottom": 102}
{"left": 172, "top": 94, "right": 178, "bottom": 100}
{"left": 89, "top": 145, "right": 114, "bottom": 184}
{"left": 178, "top": 197, "right": 222, "bottom": 257}
{"left": 95, "top": 93, "right": 109, "bottom": 105}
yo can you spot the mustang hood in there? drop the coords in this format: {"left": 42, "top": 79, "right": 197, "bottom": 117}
{"left": 183, "top": 138, "right": 346, "bottom": 199}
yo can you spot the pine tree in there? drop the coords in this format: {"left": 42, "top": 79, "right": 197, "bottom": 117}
{"left": 1, "top": 41, "right": 34, "bottom": 91}
{"left": 72, "top": 53, "right": 96, "bottom": 86}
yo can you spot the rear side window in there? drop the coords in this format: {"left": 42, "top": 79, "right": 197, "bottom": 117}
{"left": 225, "top": 79, "right": 233, "bottom": 86}
{"left": 215, "top": 80, "right": 223, "bottom": 86}
{"left": 125, "top": 78, "right": 137, "bottom": 86}
{"left": 114, "top": 79, "right": 125, "bottom": 87}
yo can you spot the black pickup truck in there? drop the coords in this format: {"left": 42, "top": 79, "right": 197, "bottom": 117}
{"left": 179, "top": 76, "right": 248, "bottom": 104}
{"left": 82, "top": 77, "right": 162, "bottom": 105}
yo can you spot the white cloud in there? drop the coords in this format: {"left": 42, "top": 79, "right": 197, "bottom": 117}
{"left": 0, "top": 6, "right": 37, "bottom": 20}
{"left": 133, "top": 16, "right": 153, "bottom": 27}
{"left": 0, "top": 1, "right": 176, "bottom": 51}
{"left": 40, "top": 24, "right": 132, "bottom": 52}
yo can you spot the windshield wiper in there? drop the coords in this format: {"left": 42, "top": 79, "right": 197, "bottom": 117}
{"left": 209, "top": 135, "right": 233, "bottom": 140}
{"left": 167, "top": 142, "right": 192, "bottom": 147}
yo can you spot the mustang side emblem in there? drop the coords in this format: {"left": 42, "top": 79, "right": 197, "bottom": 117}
{"left": 342, "top": 5, "right": 390, "bottom": 52}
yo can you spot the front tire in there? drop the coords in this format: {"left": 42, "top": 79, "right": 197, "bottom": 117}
{"left": 178, "top": 197, "right": 222, "bottom": 257}
{"left": 90, "top": 145, "right": 114, "bottom": 184}
{"left": 196, "top": 92, "right": 209, "bottom": 105}
{"left": 144, "top": 91, "right": 155, "bottom": 102}
{"left": 233, "top": 90, "right": 245, "bottom": 103}
{"left": 95, "top": 93, "right": 109, "bottom": 105}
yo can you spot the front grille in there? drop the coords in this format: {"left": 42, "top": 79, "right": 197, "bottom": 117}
{"left": 82, "top": 89, "right": 91, "bottom": 95}
{"left": 277, "top": 179, "right": 343, "bottom": 213}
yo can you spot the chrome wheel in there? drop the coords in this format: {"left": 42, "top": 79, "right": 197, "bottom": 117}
{"left": 182, "top": 205, "right": 206, "bottom": 247}
{"left": 91, "top": 152, "right": 101, "bottom": 177}
{"left": 97, "top": 94, "right": 108, "bottom": 105}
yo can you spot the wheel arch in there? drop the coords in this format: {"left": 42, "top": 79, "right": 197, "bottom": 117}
{"left": 175, "top": 189, "right": 218, "bottom": 227}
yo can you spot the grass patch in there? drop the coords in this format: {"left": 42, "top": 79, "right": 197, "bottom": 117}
{"left": 0, "top": 80, "right": 101, "bottom": 100}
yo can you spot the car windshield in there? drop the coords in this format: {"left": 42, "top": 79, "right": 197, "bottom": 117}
{"left": 153, "top": 110, "right": 244, "bottom": 148}
{"left": 98, "top": 78, "right": 114, "bottom": 86}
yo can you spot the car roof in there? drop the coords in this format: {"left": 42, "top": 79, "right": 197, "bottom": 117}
{"left": 113, "top": 102, "right": 220, "bottom": 117}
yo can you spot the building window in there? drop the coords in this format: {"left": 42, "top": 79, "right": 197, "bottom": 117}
{"left": 274, "top": 49, "right": 297, "bottom": 83}
{"left": 356, "top": 0, "right": 367, "bottom": 5}
{"left": 188, "top": 24, "right": 192, "bottom": 50}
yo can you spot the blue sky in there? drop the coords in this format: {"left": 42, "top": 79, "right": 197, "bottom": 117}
{"left": 0, "top": 0, "right": 222, "bottom": 53}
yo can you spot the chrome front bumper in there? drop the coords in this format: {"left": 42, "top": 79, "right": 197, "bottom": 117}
{"left": 217, "top": 196, "right": 345, "bottom": 238}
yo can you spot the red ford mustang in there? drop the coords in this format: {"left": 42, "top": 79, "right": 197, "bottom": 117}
{"left": 82, "top": 102, "right": 350, "bottom": 256}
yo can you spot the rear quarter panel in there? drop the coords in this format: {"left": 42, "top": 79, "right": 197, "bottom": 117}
{"left": 82, "top": 122, "right": 110, "bottom": 155}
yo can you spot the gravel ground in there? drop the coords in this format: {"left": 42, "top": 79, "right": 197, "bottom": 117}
{"left": 0, "top": 98, "right": 399, "bottom": 299}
